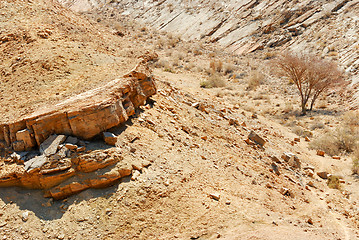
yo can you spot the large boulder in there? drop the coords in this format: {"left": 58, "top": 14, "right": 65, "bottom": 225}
{"left": 0, "top": 56, "right": 157, "bottom": 151}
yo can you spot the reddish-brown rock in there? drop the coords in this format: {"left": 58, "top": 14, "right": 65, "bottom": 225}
{"left": 0, "top": 56, "right": 157, "bottom": 151}
{"left": 0, "top": 148, "right": 142, "bottom": 199}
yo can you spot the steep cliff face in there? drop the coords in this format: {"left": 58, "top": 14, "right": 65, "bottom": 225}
{"left": 58, "top": 0, "right": 359, "bottom": 78}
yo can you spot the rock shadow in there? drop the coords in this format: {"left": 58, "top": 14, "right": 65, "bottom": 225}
{"left": 0, "top": 176, "right": 131, "bottom": 220}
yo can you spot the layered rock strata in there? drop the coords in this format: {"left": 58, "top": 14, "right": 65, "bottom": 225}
{"left": 0, "top": 146, "right": 151, "bottom": 200}
{"left": 0, "top": 55, "right": 157, "bottom": 152}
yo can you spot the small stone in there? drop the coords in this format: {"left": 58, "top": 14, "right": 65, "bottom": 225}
{"left": 22, "top": 211, "right": 29, "bottom": 222}
{"left": 281, "top": 152, "right": 301, "bottom": 169}
{"left": 24, "top": 155, "right": 47, "bottom": 172}
{"left": 141, "top": 160, "right": 151, "bottom": 168}
{"left": 65, "top": 143, "right": 77, "bottom": 151}
{"left": 192, "top": 102, "right": 200, "bottom": 108}
{"left": 271, "top": 163, "right": 280, "bottom": 175}
{"left": 307, "top": 181, "right": 315, "bottom": 188}
{"left": 305, "top": 169, "right": 314, "bottom": 178}
{"left": 294, "top": 137, "right": 300, "bottom": 142}
{"left": 248, "top": 131, "right": 266, "bottom": 146}
{"left": 76, "top": 146, "right": 86, "bottom": 152}
{"left": 317, "top": 171, "right": 329, "bottom": 179}
{"left": 52, "top": 146, "right": 68, "bottom": 160}
{"left": 305, "top": 136, "right": 310, "bottom": 142}
{"left": 40, "top": 135, "right": 66, "bottom": 156}
{"left": 209, "top": 193, "right": 220, "bottom": 201}
{"left": 57, "top": 234, "right": 65, "bottom": 240}
{"left": 201, "top": 136, "right": 208, "bottom": 140}
{"left": 332, "top": 156, "right": 341, "bottom": 160}
{"left": 16, "top": 129, "right": 36, "bottom": 150}
{"left": 317, "top": 150, "right": 325, "bottom": 157}
{"left": 131, "top": 170, "right": 140, "bottom": 181}
{"left": 307, "top": 218, "right": 313, "bottom": 225}
{"left": 280, "top": 187, "right": 291, "bottom": 196}
{"left": 132, "top": 161, "right": 143, "bottom": 171}
{"left": 103, "top": 132, "right": 117, "bottom": 146}
{"left": 229, "top": 118, "right": 238, "bottom": 125}
{"left": 76, "top": 216, "right": 88, "bottom": 222}
{"left": 10, "top": 152, "right": 21, "bottom": 160}
{"left": 105, "top": 208, "right": 112, "bottom": 216}
{"left": 225, "top": 200, "right": 231, "bottom": 205}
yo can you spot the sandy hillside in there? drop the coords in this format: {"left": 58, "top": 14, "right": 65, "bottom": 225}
{"left": 0, "top": 0, "right": 359, "bottom": 239}
{"left": 0, "top": 0, "right": 142, "bottom": 122}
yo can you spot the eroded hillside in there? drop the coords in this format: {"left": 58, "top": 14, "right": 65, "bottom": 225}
{"left": 1, "top": 0, "right": 359, "bottom": 239}
{"left": 60, "top": 0, "right": 359, "bottom": 78}
{"left": 0, "top": 0, "right": 142, "bottom": 122}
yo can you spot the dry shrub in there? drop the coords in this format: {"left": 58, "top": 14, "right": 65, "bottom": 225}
{"left": 282, "top": 102, "right": 294, "bottom": 114}
{"left": 310, "top": 122, "right": 325, "bottom": 130}
{"left": 223, "top": 63, "right": 236, "bottom": 75}
{"left": 246, "top": 70, "right": 265, "bottom": 90}
{"left": 200, "top": 74, "right": 226, "bottom": 88}
{"left": 253, "top": 93, "right": 269, "bottom": 100}
{"left": 156, "top": 38, "right": 165, "bottom": 49}
{"left": 264, "top": 51, "right": 277, "bottom": 60}
{"left": 167, "top": 38, "right": 178, "bottom": 48}
{"left": 310, "top": 111, "right": 359, "bottom": 156}
{"left": 209, "top": 60, "right": 223, "bottom": 73}
{"left": 292, "top": 126, "right": 313, "bottom": 138}
{"left": 154, "top": 59, "right": 170, "bottom": 69}
{"left": 184, "top": 62, "right": 196, "bottom": 71}
{"left": 327, "top": 175, "right": 341, "bottom": 190}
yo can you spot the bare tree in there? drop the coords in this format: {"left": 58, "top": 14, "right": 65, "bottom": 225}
{"left": 275, "top": 52, "right": 344, "bottom": 115}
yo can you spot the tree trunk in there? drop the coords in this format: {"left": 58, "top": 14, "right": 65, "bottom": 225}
{"left": 310, "top": 90, "right": 323, "bottom": 111}
{"left": 309, "top": 98, "right": 316, "bottom": 111}
{"left": 301, "top": 100, "right": 307, "bottom": 115}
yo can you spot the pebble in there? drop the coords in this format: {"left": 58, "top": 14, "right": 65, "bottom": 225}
{"left": 209, "top": 193, "right": 220, "bottom": 201}
{"left": 22, "top": 211, "right": 29, "bottom": 222}
{"left": 57, "top": 234, "right": 65, "bottom": 240}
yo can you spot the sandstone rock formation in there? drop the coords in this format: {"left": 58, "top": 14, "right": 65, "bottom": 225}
{"left": 0, "top": 144, "right": 152, "bottom": 199}
{"left": 0, "top": 54, "right": 157, "bottom": 152}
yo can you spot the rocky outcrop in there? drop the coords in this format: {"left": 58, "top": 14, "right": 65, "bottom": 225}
{"left": 0, "top": 54, "right": 157, "bottom": 152}
{"left": 0, "top": 146, "right": 150, "bottom": 199}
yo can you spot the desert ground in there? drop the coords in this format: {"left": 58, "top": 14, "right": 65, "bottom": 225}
{"left": 1, "top": 0, "right": 359, "bottom": 239}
